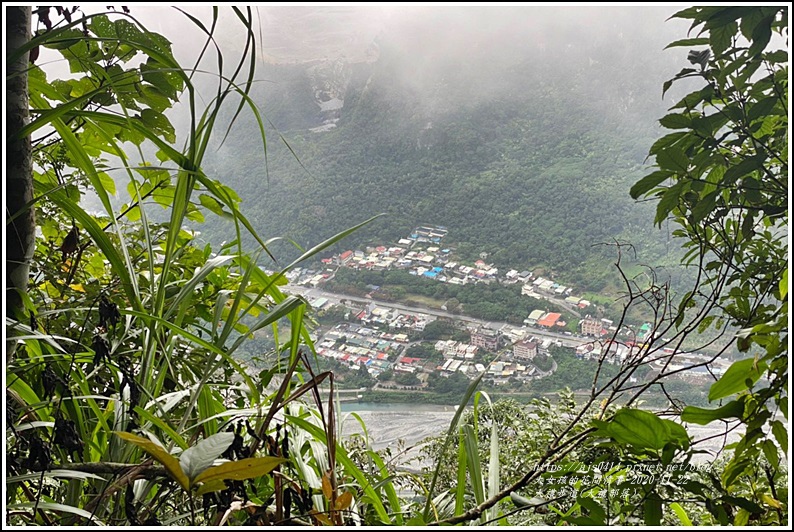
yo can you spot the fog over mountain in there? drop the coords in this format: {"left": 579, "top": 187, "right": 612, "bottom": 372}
{"left": 132, "top": 6, "right": 698, "bottom": 291}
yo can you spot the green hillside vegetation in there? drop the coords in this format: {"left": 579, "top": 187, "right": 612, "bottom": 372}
{"left": 200, "top": 9, "right": 691, "bottom": 293}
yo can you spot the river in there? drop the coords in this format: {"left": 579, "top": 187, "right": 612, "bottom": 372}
{"left": 338, "top": 402, "right": 455, "bottom": 468}
{"left": 337, "top": 402, "right": 750, "bottom": 470}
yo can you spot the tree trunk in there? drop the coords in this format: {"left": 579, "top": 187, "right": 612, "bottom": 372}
{"left": 6, "top": 6, "right": 34, "bottom": 327}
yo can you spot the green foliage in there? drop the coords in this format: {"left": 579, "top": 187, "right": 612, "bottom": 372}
{"left": 5, "top": 7, "right": 396, "bottom": 527}
{"left": 406, "top": 342, "right": 444, "bottom": 362}
{"left": 631, "top": 6, "right": 788, "bottom": 526}
{"left": 525, "top": 347, "right": 618, "bottom": 396}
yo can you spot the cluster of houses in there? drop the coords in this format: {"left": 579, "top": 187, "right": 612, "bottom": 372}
{"left": 575, "top": 339, "right": 731, "bottom": 384}
{"left": 325, "top": 229, "right": 503, "bottom": 286}
{"left": 313, "top": 311, "right": 565, "bottom": 385}
{"left": 432, "top": 327, "right": 558, "bottom": 385}
{"left": 316, "top": 323, "right": 417, "bottom": 378}
{"left": 323, "top": 225, "right": 590, "bottom": 292}
{"left": 353, "top": 303, "right": 434, "bottom": 331}
{"left": 521, "top": 277, "right": 591, "bottom": 309}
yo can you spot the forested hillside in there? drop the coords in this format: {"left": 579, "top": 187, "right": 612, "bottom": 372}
{"left": 201, "top": 7, "right": 689, "bottom": 291}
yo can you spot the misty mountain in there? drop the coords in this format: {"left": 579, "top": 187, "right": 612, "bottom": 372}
{"left": 199, "top": 7, "right": 690, "bottom": 291}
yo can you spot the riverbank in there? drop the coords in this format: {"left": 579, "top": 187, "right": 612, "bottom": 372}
{"left": 351, "top": 388, "right": 550, "bottom": 405}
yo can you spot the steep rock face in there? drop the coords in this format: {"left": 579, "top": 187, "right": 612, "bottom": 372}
{"left": 307, "top": 59, "right": 352, "bottom": 132}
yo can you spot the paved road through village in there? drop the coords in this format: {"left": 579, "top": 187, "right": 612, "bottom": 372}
{"left": 284, "top": 284, "right": 587, "bottom": 349}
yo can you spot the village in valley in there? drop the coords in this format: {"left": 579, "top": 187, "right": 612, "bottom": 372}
{"left": 280, "top": 225, "right": 731, "bottom": 394}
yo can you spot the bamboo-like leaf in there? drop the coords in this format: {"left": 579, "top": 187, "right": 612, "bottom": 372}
{"left": 454, "top": 429, "right": 467, "bottom": 516}
{"left": 422, "top": 368, "right": 486, "bottom": 521}
{"left": 9, "top": 502, "right": 106, "bottom": 525}
{"left": 7, "top": 470, "right": 106, "bottom": 484}
{"left": 132, "top": 407, "right": 189, "bottom": 450}
{"left": 46, "top": 182, "right": 140, "bottom": 310}
{"left": 179, "top": 432, "right": 235, "bottom": 482}
{"left": 115, "top": 431, "right": 188, "bottom": 490}
{"left": 287, "top": 415, "right": 391, "bottom": 524}
{"left": 486, "top": 404, "right": 501, "bottom": 525}
{"left": 669, "top": 502, "right": 693, "bottom": 526}
{"left": 163, "top": 255, "right": 234, "bottom": 321}
{"left": 463, "top": 425, "right": 485, "bottom": 508}
{"left": 366, "top": 449, "right": 403, "bottom": 525}
{"left": 280, "top": 214, "right": 385, "bottom": 277}
{"left": 228, "top": 296, "right": 306, "bottom": 355}
{"left": 193, "top": 456, "right": 286, "bottom": 484}
{"left": 122, "top": 309, "right": 258, "bottom": 399}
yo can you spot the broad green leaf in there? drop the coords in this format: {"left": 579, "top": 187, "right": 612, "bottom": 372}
{"left": 779, "top": 270, "right": 788, "bottom": 300}
{"left": 599, "top": 409, "right": 681, "bottom": 451}
{"left": 762, "top": 494, "right": 783, "bottom": 509}
{"left": 690, "top": 191, "right": 719, "bottom": 223}
{"left": 630, "top": 170, "right": 672, "bottom": 199}
{"left": 708, "top": 357, "right": 767, "bottom": 401}
{"left": 748, "top": 96, "right": 779, "bottom": 122}
{"left": 644, "top": 492, "right": 662, "bottom": 525}
{"left": 710, "top": 21, "right": 738, "bottom": 56}
{"left": 771, "top": 420, "right": 788, "bottom": 457}
{"left": 179, "top": 432, "right": 235, "bottom": 482}
{"left": 655, "top": 181, "right": 686, "bottom": 226}
{"left": 649, "top": 131, "right": 689, "bottom": 155}
{"left": 734, "top": 508, "right": 750, "bottom": 526}
{"left": 682, "top": 400, "right": 745, "bottom": 425}
{"left": 662, "top": 419, "right": 691, "bottom": 448}
{"left": 659, "top": 113, "right": 692, "bottom": 130}
{"left": 116, "top": 431, "right": 189, "bottom": 490}
{"left": 762, "top": 439, "right": 780, "bottom": 468}
{"left": 722, "top": 157, "right": 763, "bottom": 184}
{"left": 577, "top": 495, "right": 605, "bottom": 525}
{"left": 665, "top": 37, "right": 710, "bottom": 48}
{"left": 655, "top": 146, "right": 689, "bottom": 172}
{"left": 97, "top": 172, "right": 116, "bottom": 196}
{"left": 88, "top": 14, "right": 116, "bottom": 39}
{"left": 193, "top": 456, "right": 286, "bottom": 484}
{"left": 140, "top": 109, "right": 176, "bottom": 143}
{"left": 141, "top": 58, "right": 183, "bottom": 99}
{"left": 748, "top": 14, "right": 774, "bottom": 57}
{"left": 199, "top": 194, "right": 229, "bottom": 217}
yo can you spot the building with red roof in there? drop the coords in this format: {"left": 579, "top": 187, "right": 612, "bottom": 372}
{"left": 537, "top": 312, "right": 562, "bottom": 328}
{"left": 339, "top": 250, "right": 353, "bottom": 265}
